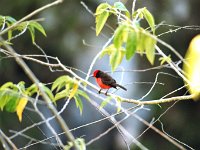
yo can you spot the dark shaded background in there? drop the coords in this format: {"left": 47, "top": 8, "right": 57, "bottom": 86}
{"left": 0, "top": 0, "right": 200, "bottom": 149}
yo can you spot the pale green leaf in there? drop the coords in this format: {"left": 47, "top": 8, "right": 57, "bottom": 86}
{"left": 77, "top": 90, "right": 90, "bottom": 101}
{"left": 114, "top": 24, "right": 127, "bottom": 49}
{"left": 145, "top": 34, "right": 156, "bottom": 65}
{"left": 126, "top": 30, "right": 137, "bottom": 60}
{"left": 110, "top": 48, "right": 122, "bottom": 72}
{"left": 100, "top": 96, "right": 112, "bottom": 109}
{"left": 54, "top": 89, "right": 69, "bottom": 101}
{"left": 51, "top": 75, "right": 70, "bottom": 92}
{"left": 95, "top": 3, "right": 110, "bottom": 36}
{"left": 74, "top": 94, "right": 83, "bottom": 114}
{"left": 142, "top": 8, "right": 155, "bottom": 34}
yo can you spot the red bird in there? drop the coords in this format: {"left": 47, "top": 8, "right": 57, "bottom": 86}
{"left": 93, "top": 70, "right": 127, "bottom": 95}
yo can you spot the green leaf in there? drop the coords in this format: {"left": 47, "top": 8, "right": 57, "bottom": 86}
{"left": 126, "top": 30, "right": 137, "bottom": 60}
{"left": 100, "top": 96, "right": 112, "bottom": 109}
{"left": 110, "top": 48, "right": 122, "bottom": 72}
{"left": 54, "top": 89, "right": 69, "bottom": 101}
{"left": 5, "top": 92, "right": 20, "bottom": 112}
{"left": 28, "top": 25, "right": 35, "bottom": 43}
{"left": 77, "top": 90, "right": 90, "bottom": 101}
{"left": 29, "top": 21, "right": 46, "bottom": 36}
{"left": 43, "top": 85, "right": 54, "bottom": 101}
{"left": 0, "top": 82, "right": 14, "bottom": 90}
{"left": 26, "top": 84, "right": 38, "bottom": 96}
{"left": 145, "top": 34, "right": 156, "bottom": 65}
{"left": 0, "top": 90, "right": 9, "bottom": 111}
{"left": 74, "top": 94, "right": 83, "bottom": 114}
{"left": 159, "top": 55, "right": 171, "bottom": 65}
{"left": 51, "top": 75, "right": 70, "bottom": 92}
{"left": 136, "top": 29, "right": 146, "bottom": 54}
{"left": 142, "top": 8, "right": 155, "bottom": 34}
{"left": 99, "top": 44, "right": 115, "bottom": 58}
{"left": 5, "top": 16, "right": 16, "bottom": 24}
{"left": 95, "top": 3, "right": 110, "bottom": 36}
{"left": 114, "top": 24, "right": 127, "bottom": 49}
{"left": 114, "top": 2, "right": 128, "bottom": 12}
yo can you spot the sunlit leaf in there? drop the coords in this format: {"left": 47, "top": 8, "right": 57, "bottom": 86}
{"left": 183, "top": 34, "right": 200, "bottom": 100}
{"left": 126, "top": 30, "right": 137, "bottom": 60}
{"left": 0, "top": 82, "right": 14, "bottom": 90}
{"left": 110, "top": 48, "right": 122, "bottom": 72}
{"left": 142, "top": 8, "right": 155, "bottom": 34}
{"left": 114, "top": 24, "right": 127, "bottom": 49}
{"left": 43, "top": 85, "right": 54, "bottom": 101}
{"left": 95, "top": 3, "right": 110, "bottom": 36}
{"left": 159, "top": 55, "right": 171, "bottom": 65}
{"left": 99, "top": 44, "right": 115, "bottom": 58}
{"left": 136, "top": 30, "right": 146, "bottom": 54}
{"left": 54, "top": 89, "right": 69, "bottom": 102}
{"left": 69, "top": 82, "right": 79, "bottom": 99}
{"left": 26, "top": 84, "right": 38, "bottom": 96}
{"left": 16, "top": 97, "right": 28, "bottom": 122}
{"left": 51, "top": 75, "right": 70, "bottom": 92}
{"left": 145, "top": 34, "right": 156, "bottom": 65}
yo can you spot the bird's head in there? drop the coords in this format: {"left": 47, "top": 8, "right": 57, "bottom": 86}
{"left": 93, "top": 70, "right": 100, "bottom": 78}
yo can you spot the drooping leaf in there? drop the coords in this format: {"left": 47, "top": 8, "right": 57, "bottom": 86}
{"left": 51, "top": 75, "right": 70, "bottom": 92}
{"left": 95, "top": 3, "right": 110, "bottom": 36}
{"left": 0, "top": 90, "right": 9, "bottom": 111}
{"left": 29, "top": 21, "right": 46, "bottom": 36}
{"left": 54, "top": 89, "right": 69, "bottom": 102}
{"left": 5, "top": 92, "right": 20, "bottom": 112}
{"left": 99, "top": 44, "right": 115, "bottom": 58}
{"left": 16, "top": 97, "right": 28, "bottom": 122}
{"left": 136, "top": 30, "right": 146, "bottom": 54}
{"left": 28, "top": 25, "right": 35, "bottom": 43}
{"left": 110, "top": 48, "right": 122, "bottom": 72}
{"left": 26, "top": 84, "right": 38, "bottom": 96}
{"left": 159, "top": 55, "right": 171, "bottom": 65}
{"left": 77, "top": 90, "right": 90, "bottom": 101}
{"left": 0, "top": 82, "right": 14, "bottom": 90}
{"left": 114, "top": 2, "right": 128, "bottom": 12}
{"left": 145, "top": 34, "right": 156, "bottom": 65}
{"left": 42, "top": 85, "right": 54, "bottom": 101}
{"left": 126, "top": 29, "right": 137, "bottom": 60}
{"left": 142, "top": 8, "right": 155, "bottom": 34}
{"left": 113, "top": 24, "right": 127, "bottom": 49}
{"left": 69, "top": 82, "right": 79, "bottom": 99}
{"left": 100, "top": 96, "right": 112, "bottom": 109}
{"left": 74, "top": 94, "right": 83, "bottom": 114}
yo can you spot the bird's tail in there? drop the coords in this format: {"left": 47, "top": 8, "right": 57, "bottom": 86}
{"left": 116, "top": 84, "right": 127, "bottom": 91}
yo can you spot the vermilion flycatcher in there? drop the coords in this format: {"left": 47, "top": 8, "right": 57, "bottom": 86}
{"left": 93, "top": 70, "right": 127, "bottom": 95}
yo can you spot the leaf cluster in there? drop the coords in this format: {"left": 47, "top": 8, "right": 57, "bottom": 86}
{"left": 0, "top": 76, "right": 90, "bottom": 122}
{"left": 95, "top": 2, "right": 157, "bottom": 71}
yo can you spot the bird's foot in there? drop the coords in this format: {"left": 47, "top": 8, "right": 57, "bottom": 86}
{"left": 98, "top": 89, "right": 102, "bottom": 94}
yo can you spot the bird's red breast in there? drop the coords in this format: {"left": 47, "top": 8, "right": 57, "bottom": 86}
{"left": 96, "top": 78, "right": 111, "bottom": 89}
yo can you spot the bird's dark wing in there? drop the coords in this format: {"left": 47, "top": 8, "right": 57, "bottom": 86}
{"left": 99, "top": 71, "right": 117, "bottom": 88}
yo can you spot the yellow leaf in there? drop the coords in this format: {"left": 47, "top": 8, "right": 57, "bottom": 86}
{"left": 183, "top": 34, "right": 200, "bottom": 100}
{"left": 69, "top": 83, "right": 79, "bottom": 99}
{"left": 16, "top": 97, "right": 28, "bottom": 122}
